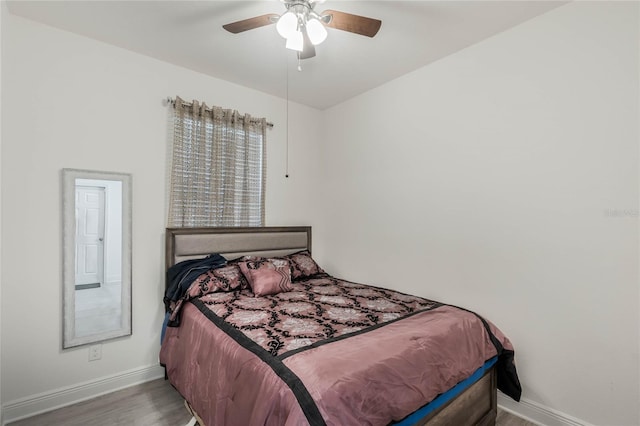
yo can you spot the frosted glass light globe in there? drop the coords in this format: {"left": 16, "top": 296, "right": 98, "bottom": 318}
{"left": 285, "top": 30, "right": 304, "bottom": 52}
{"left": 306, "top": 18, "right": 327, "bottom": 45}
{"left": 276, "top": 11, "right": 298, "bottom": 39}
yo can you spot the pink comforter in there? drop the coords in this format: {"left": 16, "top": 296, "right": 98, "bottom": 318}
{"left": 160, "top": 277, "right": 517, "bottom": 426}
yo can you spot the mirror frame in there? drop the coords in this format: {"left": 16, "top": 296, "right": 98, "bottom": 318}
{"left": 62, "top": 168, "right": 132, "bottom": 348}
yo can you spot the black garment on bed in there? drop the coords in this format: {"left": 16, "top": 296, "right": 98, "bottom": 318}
{"left": 164, "top": 253, "right": 227, "bottom": 312}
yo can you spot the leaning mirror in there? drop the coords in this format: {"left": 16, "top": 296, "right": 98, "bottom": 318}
{"left": 62, "top": 169, "right": 132, "bottom": 348}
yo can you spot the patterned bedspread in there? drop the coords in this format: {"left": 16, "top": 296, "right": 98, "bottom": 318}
{"left": 161, "top": 274, "right": 521, "bottom": 426}
{"left": 197, "top": 276, "right": 442, "bottom": 358}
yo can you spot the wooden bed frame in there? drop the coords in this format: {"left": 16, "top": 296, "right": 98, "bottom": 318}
{"left": 165, "top": 226, "right": 497, "bottom": 426}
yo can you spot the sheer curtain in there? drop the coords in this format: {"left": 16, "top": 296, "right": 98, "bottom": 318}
{"left": 168, "top": 96, "right": 267, "bottom": 227}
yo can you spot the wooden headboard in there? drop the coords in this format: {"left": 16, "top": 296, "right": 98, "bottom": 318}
{"left": 165, "top": 226, "right": 312, "bottom": 271}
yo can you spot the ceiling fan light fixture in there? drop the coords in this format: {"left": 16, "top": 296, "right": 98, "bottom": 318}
{"left": 276, "top": 11, "right": 298, "bottom": 39}
{"left": 285, "top": 30, "right": 304, "bottom": 52}
{"left": 305, "top": 18, "right": 327, "bottom": 45}
{"left": 222, "top": 2, "right": 382, "bottom": 62}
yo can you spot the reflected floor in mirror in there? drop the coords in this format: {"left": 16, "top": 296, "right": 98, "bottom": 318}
{"left": 8, "top": 379, "right": 537, "bottom": 426}
{"left": 75, "top": 284, "right": 122, "bottom": 337}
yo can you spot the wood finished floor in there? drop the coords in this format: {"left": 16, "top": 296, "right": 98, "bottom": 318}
{"left": 9, "top": 379, "right": 537, "bottom": 426}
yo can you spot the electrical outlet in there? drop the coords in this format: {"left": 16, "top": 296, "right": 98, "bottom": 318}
{"left": 88, "top": 344, "right": 102, "bottom": 361}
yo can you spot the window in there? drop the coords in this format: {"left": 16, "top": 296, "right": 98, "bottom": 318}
{"left": 168, "top": 97, "right": 268, "bottom": 227}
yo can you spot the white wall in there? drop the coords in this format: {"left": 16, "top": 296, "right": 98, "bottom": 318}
{"left": 320, "top": 2, "right": 639, "bottom": 426}
{"left": 0, "top": 11, "right": 323, "bottom": 421}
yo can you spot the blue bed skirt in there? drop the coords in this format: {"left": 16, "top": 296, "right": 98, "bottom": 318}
{"left": 391, "top": 356, "right": 498, "bottom": 425}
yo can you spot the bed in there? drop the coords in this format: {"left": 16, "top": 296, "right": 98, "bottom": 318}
{"left": 160, "top": 226, "right": 521, "bottom": 426}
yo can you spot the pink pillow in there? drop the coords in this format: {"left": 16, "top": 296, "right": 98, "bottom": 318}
{"left": 187, "top": 263, "right": 249, "bottom": 298}
{"left": 284, "top": 250, "right": 325, "bottom": 281}
{"left": 239, "top": 260, "right": 293, "bottom": 297}
{"left": 170, "top": 263, "right": 249, "bottom": 323}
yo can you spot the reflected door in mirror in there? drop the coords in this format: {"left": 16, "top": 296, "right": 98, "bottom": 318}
{"left": 74, "top": 179, "right": 123, "bottom": 339}
{"left": 75, "top": 185, "right": 105, "bottom": 290}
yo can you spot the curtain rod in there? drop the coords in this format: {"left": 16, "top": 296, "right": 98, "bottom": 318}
{"left": 166, "top": 97, "right": 274, "bottom": 128}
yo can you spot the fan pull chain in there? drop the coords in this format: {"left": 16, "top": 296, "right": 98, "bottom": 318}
{"left": 285, "top": 56, "right": 290, "bottom": 178}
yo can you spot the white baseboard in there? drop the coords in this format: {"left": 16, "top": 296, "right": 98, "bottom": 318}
{"left": 2, "top": 364, "right": 165, "bottom": 425}
{"left": 498, "top": 393, "right": 594, "bottom": 426}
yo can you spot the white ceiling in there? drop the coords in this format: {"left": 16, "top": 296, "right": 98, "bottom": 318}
{"left": 7, "top": 1, "right": 566, "bottom": 109}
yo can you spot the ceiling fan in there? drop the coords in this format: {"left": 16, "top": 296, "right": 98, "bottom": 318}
{"left": 222, "top": 0, "right": 382, "bottom": 60}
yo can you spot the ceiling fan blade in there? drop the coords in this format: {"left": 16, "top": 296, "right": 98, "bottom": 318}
{"left": 299, "top": 27, "right": 316, "bottom": 59}
{"left": 321, "top": 10, "right": 381, "bottom": 38}
{"left": 223, "top": 14, "right": 279, "bottom": 34}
